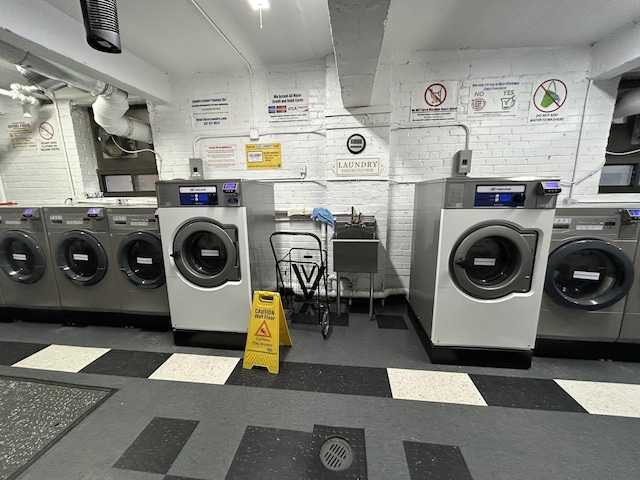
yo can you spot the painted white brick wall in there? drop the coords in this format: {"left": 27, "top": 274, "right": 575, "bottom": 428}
{"left": 147, "top": 47, "right": 618, "bottom": 296}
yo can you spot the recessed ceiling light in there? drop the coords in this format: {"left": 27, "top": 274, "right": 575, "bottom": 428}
{"left": 248, "top": 0, "right": 270, "bottom": 10}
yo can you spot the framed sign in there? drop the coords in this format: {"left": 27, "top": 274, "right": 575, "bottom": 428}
{"left": 347, "top": 134, "right": 366, "bottom": 154}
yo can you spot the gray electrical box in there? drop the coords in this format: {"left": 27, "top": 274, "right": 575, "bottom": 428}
{"left": 454, "top": 149, "right": 472, "bottom": 175}
{"left": 189, "top": 157, "right": 203, "bottom": 179}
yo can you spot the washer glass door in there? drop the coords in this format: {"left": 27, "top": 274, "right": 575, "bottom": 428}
{"left": 450, "top": 224, "right": 536, "bottom": 299}
{"left": 172, "top": 218, "right": 239, "bottom": 288}
{"left": 56, "top": 231, "right": 108, "bottom": 286}
{"left": 0, "top": 231, "right": 46, "bottom": 284}
{"left": 119, "top": 232, "right": 165, "bottom": 289}
{"left": 545, "top": 239, "right": 634, "bottom": 310}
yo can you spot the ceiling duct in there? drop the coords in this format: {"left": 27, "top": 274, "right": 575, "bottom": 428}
{"left": 613, "top": 88, "right": 640, "bottom": 123}
{"left": 80, "top": 0, "right": 122, "bottom": 54}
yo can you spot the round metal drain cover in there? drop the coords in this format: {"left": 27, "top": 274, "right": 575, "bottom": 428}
{"left": 319, "top": 436, "right": 353, "bottom": 471}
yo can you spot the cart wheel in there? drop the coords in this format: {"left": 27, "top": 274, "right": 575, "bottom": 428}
{"left": 321, "top": 311, "right": 330, "bottom": 339}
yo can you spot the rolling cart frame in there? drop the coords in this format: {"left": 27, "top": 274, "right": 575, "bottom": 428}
{"left": 269, "top": 231, "right": 331, "bottom": 338}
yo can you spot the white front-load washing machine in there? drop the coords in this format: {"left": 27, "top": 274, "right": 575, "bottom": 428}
{"left": 0, "top": 207, "right": 60, "bottom": 310}
{"left": 536, "top": 206, "right": 639, "bottom": 359}
{"left": 408, "top": 177, "right": 561, "bottom": 368}
{"left": 156, "top": 179, "right": 275, "bottom": 349}
{"left": 106, "top": 206, "right": 170, "bottom": 321}
{"left": 43, "top": 206, "right": 121, "bottom": 314}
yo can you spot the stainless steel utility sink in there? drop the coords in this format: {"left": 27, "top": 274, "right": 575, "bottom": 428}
{"left": 332, "top": 226, "right": 379, "bottom": 273}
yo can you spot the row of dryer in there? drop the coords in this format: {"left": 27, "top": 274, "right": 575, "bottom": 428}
{"left": 0, "top": 205, "right": 169, "bottom": 319}
{"left": 408, "top": 176, "right": 640, "bottom": 368}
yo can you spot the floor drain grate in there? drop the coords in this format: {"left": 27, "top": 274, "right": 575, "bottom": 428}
{"left": 319, "top": 436, "right": 354, "bottom": 472}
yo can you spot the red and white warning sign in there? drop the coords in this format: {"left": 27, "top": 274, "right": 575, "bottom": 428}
{"left": 38, "top": 121, "right": 54, "bottom": 140}
{"left": 255, "top": 320, "right": 272, "bottom": 338}
{"left": 411, "top": 81, "right": 459, "bottom": 122}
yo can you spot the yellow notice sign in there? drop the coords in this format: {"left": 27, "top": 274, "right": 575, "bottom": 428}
{"left": 242, "top": 291, "right": 292, "bottom": 374}
{"left": 245, "top": 142, "right": 282, "bottom": 170}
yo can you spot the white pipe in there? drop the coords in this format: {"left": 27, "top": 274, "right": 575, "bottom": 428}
{"left": 0, "top": 88, "right": 39, "bottom": 106}
{"left": 92, "top": 87, "right": 153, "bottom": 144}
{"left": 613, "top": 88, "right": 640, "bottom": 121}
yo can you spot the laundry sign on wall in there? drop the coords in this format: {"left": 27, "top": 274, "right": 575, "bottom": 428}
{"left": 268, "top": 90, "right": 309, "bottom": 123}
{"left": 467, "top": 79, "right": 527, "bottom": 118}
{"left": 410, "top": 81, "right": 459, "bottom": 122}
{"left": 528, "top": 78, "right": 569, "bottom": 123}
{"left": 245, "top": 143, "right": 282, "bottom": 169}
{"left": 335, "top": 158, "right": 380, "bottom": 176}
{"left": 190, "top": 95, "right": 231, "bottom": 129}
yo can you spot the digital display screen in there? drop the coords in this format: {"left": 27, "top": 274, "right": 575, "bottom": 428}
{"left": 23, "top": 208, "right": 34, "bottom": 215}
{"left": 629, "top": 209, "right": 640, "bottom": 216}
{"left": 87, "top": 208, "right": 101, "bottom": 216}
{"left": 179, "top": 185, "right": 218, "bottom": 206}
{"left": 223, "top": 183, "right": 237, "bottom": 190}
{"left": 474, "top": 184, "right": 526, "bottom": 207}
{"left": 541, "top": 181, "right": 559, "bottom": 188}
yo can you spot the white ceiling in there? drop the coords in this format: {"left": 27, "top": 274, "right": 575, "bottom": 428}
{"left": 1, "top": 0, "right": 640, "bottom": 98}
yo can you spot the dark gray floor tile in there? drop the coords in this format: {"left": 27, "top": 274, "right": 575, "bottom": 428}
{"left": 469, "top": 374, "right": 588, "bottom": 412}
{"left": 328, "top": 312, "right": 349, "bottom": 326}
{"left": 80, "top": 349, "right": 172, "bottom": 378}
{"left": 404, "top": 441, "right": 473, "bottom": 480}
{"left": 0, "top": 376, "right": 114, "bottom": 480}
{"left": 165, "top": 476, "right": 204, "bottom": 480}
{"left": 224, "top": 426, "right": 313, "bottom": 480}
{"left": 306, "top": 425, "right": 367, "bottom": 479}
{"left": 0, "top": 341, "right": 48, "bottom": 365}
{"left": 114, "top": 417, "right": 199, "bottom": 474}
{"left": 348, "top": 299, "right": 370, "bottom": 314}
{"left": 226, "top": 361, "right": 392, "bottom": 397}
{"left": 376, "top": 315, "right": 408, "bottom": 330}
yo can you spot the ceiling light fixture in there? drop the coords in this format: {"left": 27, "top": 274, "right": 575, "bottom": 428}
{"left": 247, "top": 0, "right": 269, "bottom": 29}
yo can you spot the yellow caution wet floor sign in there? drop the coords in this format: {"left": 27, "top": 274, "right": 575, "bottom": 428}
{"left": 242, "top": 291, "right": 292, "bottom": 374}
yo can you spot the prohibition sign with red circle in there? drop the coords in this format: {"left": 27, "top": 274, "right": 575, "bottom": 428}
{"left": 533, "top": 79, "right": 567, "bottom": 113}
{"left": 39, "top": 122, "right": 54, "bottom": 140}
{"left": 424, "top": 83, "right": 447, "bottom": 107}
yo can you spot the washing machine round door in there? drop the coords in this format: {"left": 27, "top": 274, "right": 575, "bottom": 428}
{"left": 450, "top": 224, "right": 537, "bottom": 299}
{"left": 0, "top": 231, "right": 46, "bottom": 284}
{"left": 172, "top": 218, "right": 240, "bottom": 288}
{"left": 118, "top": 232, "right": 165, "bottom": 289}
{"left": 56, "top": 231, "right": 108, "bottom": 286}
{"left": 545, "top": 239, "right": 634, "bottom": 311}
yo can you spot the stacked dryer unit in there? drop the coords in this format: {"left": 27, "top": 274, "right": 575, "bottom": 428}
{"left": 156, "top": 179, "right": 275, "bottom": 348}
{"left": 408, "top": 177, "right": 561, "bottom": 368}
{"left": 43, "top": 206, "right": 121, "bottom": 314}
{"left": 0, "top": 207, "right": 60, "bottom": 311}
{"left": 536, "top": 206, "right": 639, "bottom": 359}
{"left": 106, "top": 207, "right": 170, "bottom": 320}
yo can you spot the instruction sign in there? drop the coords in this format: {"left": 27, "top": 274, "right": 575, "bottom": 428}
{"left": 468, "top": 79, "right": 524, "bottom": 118}
{"left": 8, "top": 121, "right": 37, "bottom": 150}
{"left": 268, "top": 89, "right": 309, "bottom": 123}
{"left": 411, "top": 81, "right": 459, "bottom": 122}
{"left": 245, "top": 143, "right": 282, "bottom": 170}
{"left": 528, "top": 78, "right": 568, "bottom": 123}
{"left": 191, "top": 95, "right": 231, "bottom": 129}
{"left": 243, "top": 291, "right": 292, "bottom": 374}
{"left": 202, "top": 144, "right": 237, "bottom": 169}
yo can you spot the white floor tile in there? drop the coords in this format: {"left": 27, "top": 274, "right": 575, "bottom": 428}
{"left": 387, "top": 368, "right": 488, "bottom": 406}
{"left": 148, "top": 353, "right": 240, "bottom": 385}
{"left": 12, "top": 344, "right": 110, "bottom": 373}
{"left": 555, "top": 379, "right": 640, "bottom": 418}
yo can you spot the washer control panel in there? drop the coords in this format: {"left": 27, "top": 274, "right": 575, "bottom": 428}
{"left": 156, "top": 179, "right": 244, "bottom": 207}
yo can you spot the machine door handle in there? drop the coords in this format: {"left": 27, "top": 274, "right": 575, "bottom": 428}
{"left": 170, "top": 251, "right": 180, "bottom": 259}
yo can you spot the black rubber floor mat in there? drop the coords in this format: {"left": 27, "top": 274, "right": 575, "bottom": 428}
{"left": 375, "top": 315, "right": 408, "bottom": 330}
{"left": 0, "top": 376, "right": 115, "bottom": 480}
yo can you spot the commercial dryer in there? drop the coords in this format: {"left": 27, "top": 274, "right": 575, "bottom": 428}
{"left": 0, "top": 207, "right": 60, "bottom": 309}
{"left": 156, "top": 179, "right": 275, "bottom": 348}
{"left": 43, "top": 206, "right": 121, "bottom": 313}
{"left": 536, "top": 206, "right": 638, "bottom": 355}
{"left": 408, "top": 177, "right": 561, "bottom": 368}
{"left": 107, "top": 207, "right": 169, "bottom": 317}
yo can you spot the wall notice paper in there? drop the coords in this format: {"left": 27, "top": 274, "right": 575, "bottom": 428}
{"left": 410, "top": 81, "right": 459, "bottom": 122}
{"left": 467, "top": 79, "right": 526, "bottom": 118}
{"left": 268, "top": 90, "right": 309, "bottom": 123}
{"left": 37, "top": 121, "right": 61, "bottom": 153}
{"left": 245, "top": 143, "right": 282, "bottom": 170}
{"left": 528, "top": 78, "right": 568, "bottom": 123}
{"left": 202, "top": 144, "right": 237, "bottom": 169}
{"left": 8, "top": 121, "right": 37, "bottom": 150}
{"left": 191, "top": 95, "right": 231, "bottom": 129}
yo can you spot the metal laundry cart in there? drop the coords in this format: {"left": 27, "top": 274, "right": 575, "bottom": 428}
{"left": 270, "top": 231, "right": 331, "bottom": 338}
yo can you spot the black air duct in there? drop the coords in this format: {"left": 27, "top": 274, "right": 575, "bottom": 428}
{"left": 80, "top": 0, "right": 122, "bottom": 54}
